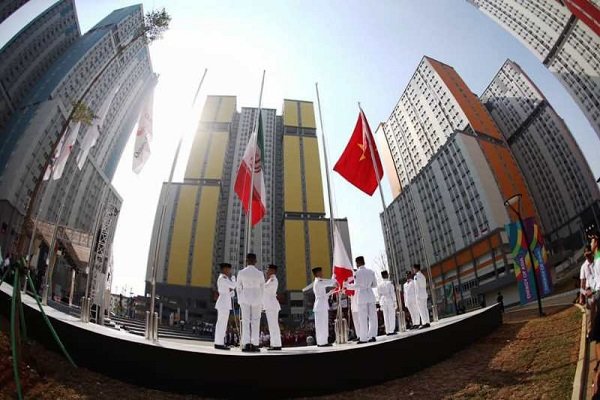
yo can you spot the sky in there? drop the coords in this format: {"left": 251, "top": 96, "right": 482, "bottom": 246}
{"left": 2, "top": 0, "right": 599, "bottom": 295}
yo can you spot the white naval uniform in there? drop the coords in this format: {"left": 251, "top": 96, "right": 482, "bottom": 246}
{"left": 403, "top": 279, "right": 419, "bottom": 326}
{"left": 413, "top": 270, "right": 430, "bottom": 325}
{"left": 237, "top": 264, "right": 265, "bottom": 346}
{"left": 351, "top": 266, "right": 378, "bottom": 341}
{"left": 378, "top": 279, "right": 397, "bottom": 334}
{"left": 263, "top": 275, "right": 282, "bottom": 348}
{"left": 214, "top": 273, "right": 236, "bottom": 346}
{"left": 350, "top": 290, "right": 360, "bottom": 339}
{"left": 313, "top": 277, "right": 336, "bottom": 346}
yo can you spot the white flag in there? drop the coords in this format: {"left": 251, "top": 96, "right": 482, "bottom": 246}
{"left": 76, "top": 124, "right": 99, "bottom": 170}
{"left": 132, "top": 94, "right": 153, "bottom": 174}
{"left": 52, "top": 121, "right": 81, "bottom": 180}
{"left": 76, "top": 91, "right": 115, "bottom": 170}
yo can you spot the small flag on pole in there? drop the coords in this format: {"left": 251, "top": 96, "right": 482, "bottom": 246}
{"left": 333, "top": 109, "right": 383, "bottom": 195}
{"left": 234, "top": 112, "right": 267, "bottom": 226}
{"left": 332, "top": 224, "right": 354, "bottom": 295}
{"left": 133, "top": 94, "right": 154, "bottom": 174}
{"left": 77, "top": 91, "right": 116, "bottom": 170}
{"left": 51, "top": 121, "right": 81, "bottom": 180}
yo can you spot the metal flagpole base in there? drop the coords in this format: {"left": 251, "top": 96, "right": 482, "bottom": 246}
{"left": 397, "top": 309, "right": 407, "bottom": 332}
{"left": 334, "top": 317, "right": 348, "bottom": 344}
{"left": 152, "top": 312, "right": 159, "bottom": 342}
{"left": 432, "top": 304, "right": 439, "bottom": 323}
{"left": 145, "top": 311, "right": 151, "bottom": 340}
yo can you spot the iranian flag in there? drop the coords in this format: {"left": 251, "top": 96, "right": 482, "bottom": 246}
{"left": 332, "top": 224, "right": 354, "bottom": 295}
{"left": 234, "top": 112, "right": 266, "bottom": 226}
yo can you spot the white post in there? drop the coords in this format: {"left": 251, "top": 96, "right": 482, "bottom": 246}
{"left": 357, "top": 105, "right": 406, "bottom": 329}
{"left": 243, "top": 70, "right": 266, "bottom": 257}
{"left": 315, "top": 83, "right": 346, "bottom": 343}
{"left": 146, "top": 69, "right": 208, "bottom": 340}
{"left": 68, "top": 268, "right": 76, "bottom": 306}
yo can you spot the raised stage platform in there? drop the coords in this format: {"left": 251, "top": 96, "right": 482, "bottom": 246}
{"left": 0, "top": 282, "right": 502, "bottom": 398}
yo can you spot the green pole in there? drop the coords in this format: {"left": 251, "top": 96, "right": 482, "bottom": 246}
{"left": 11, "top": 268, "right": 23, "bottom": 400}
{"left": 26, "top": 271, "right": 76, "bottom": 367}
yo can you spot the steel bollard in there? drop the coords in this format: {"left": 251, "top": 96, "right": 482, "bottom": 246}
{"left": 145, "top": 311, "right": 151, "bottom": 339}
{"left": 80, "top": 297, "right": 87, "bottom": 322}
{"left": 397, "top": 309, "right": 407, "bottom": 332}
{"left": 335, "top": 317, "right": 348, "bottom": 344}
{"left": 153, "top": 312, "right": 159, "bottom": 341}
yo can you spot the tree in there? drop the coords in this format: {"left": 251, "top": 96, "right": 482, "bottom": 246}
{"left": 18, "top": 8, "right": 171, "bottom": 254}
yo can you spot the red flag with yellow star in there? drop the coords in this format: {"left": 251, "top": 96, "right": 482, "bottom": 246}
{"left": 333, "top": 109, "right": 383, "bottom": 195}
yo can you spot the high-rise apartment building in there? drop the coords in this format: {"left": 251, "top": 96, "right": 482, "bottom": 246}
{"left": 467, "top": 0, "right": 600, "bottom": 138}
{"left": 379, "top": 56, "right": 539, "bottom": 309}
{"left": 481, "top": 59, "right": 600, "bottom": 255}
{"left": 0, "top": 0, "right": 29, "bottom": 24}
{"left": 146, "top": 96, "right": 351, "bottom": 324}
{"left": 0, "top": 4, "right": 155, "bottom": 311}
{"left": 0, "top": 0, "right": 80, "bottom": 134}
{"left": 0, "top": 4, "right": 155, "bottom": 255}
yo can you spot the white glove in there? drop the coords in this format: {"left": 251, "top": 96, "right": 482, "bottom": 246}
{"left": 230, "top": 291, "right": 235, "bottom": 298}
{"left": 231, "top": 275, "right": 236, "bottom": 283}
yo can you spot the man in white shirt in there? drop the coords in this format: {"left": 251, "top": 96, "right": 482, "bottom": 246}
{"left": 378, "top": 270, "right": 397, "bottom": 335}
{"left": 412, "top": 263, "right": 430, "bottom": 329}
{"left": 580, "top": 245, "right": 595, "bottom": 305}
{"left": 214, "top": 262, "right": 236, "bottom": 350}
{"left": 403, "top": 271, "right": 419, "bottom": 329}
{"left": 263, "top": 264, "right": 282, "bottom": 350}
{"left": 236, "top": 253, "right": 265, "bottom": 352}
{"left": 312, "top": 266, "right": 337, "bottom": 347}
{"left": 348, "top": 273, "right": 360, "bottom": 341}
{"left": 348, "top": 256, "right": 378, "bottom": 343}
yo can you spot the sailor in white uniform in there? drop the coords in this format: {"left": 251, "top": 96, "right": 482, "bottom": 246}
{"left": 347, "top": 256, "right": 378, "bottom": 343}
{"left": 214, "top": 262, "right": 236, "bottom": 350}
{"left": 377, "top": 270, "right": 397, "bottom": 335}
{"left": 263, "top": 264, "right": 282, "bottom": 350}
{"left": 412, "top": 263, "right": 430, "bottom": 329}
{"left": 237, "top": 253, "right": 265, "bottom": 352}
{"left": 312, "top": 266, "right": 337, "bottom": 347}
{"left": 349, "top": 273, "right": 360, "bottom": 341}
{"left": 403, "top": 271, "right": 419, "bottom": 329}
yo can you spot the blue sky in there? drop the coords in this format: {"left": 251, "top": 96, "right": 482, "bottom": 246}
{"left": 2, "top": 0, "right": 599, "bottom": 295}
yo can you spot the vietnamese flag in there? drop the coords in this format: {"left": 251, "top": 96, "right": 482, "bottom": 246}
{"left": 234, "top": 112, "right": 267, "bottom": 226}
{"left": 333, "top": 109, "right": 383, "bottom": 195}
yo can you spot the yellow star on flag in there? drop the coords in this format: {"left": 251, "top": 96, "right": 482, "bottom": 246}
{"left": 358, "top": 142, "right": 367, "bottom": 161}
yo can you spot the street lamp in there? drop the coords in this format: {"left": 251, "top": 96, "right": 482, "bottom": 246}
{"left": 504, "top": 193, "right": 544, "bottom": 317}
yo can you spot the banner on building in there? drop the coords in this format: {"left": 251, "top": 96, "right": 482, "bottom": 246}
{"left": 505, "top": 218, "right": 553, "bottom": 305}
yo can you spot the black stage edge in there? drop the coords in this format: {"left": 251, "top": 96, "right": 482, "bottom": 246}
{"left": 0, "top": 286, "right": 502, "bottom": 398}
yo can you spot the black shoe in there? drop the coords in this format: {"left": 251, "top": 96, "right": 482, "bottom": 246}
{"left": 418, "top": 323, "right": 430, "bottom": 329}
{"left": 267, "top": 346, "right": 282, "bottom": 351}
{"left": 214, "top": 344, "right": 230, "bottom": 350}
{"left": 410, "top": 325, "right": 420, "bottom": 330}
{"left": 386, "top": 332, "right": 397, "bottom": 336}
{"left": 317, "top": 343, "right": 333, "bottom": 347}
{"left": 356, "top": 340, "right": 367, "bottom": 344}
{"left": 251, "top": 344, "right": 261, "bottom": 352}
{"left": 368, "top": 337, "right": 376, "bottom": 343}
{"left": 242, "top": 344, "right": 253, "bottom": 352}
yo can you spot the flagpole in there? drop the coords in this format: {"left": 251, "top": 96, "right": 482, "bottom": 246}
{"left": 146, "top": 68, "right": 207, "bottom": 341}
{"left": 386, "top": 111, "right": 439, "bottom": 322}
{"left": 315, "top": 84, "right": 336, "bottom": 264}
{"left": 316, "top": 83, "right": 347, "bottom": 343}
{"left": 357, "top": 102, "right": 407, "bottom": 330}
{"left": 244, "top": 70, "right": 266, "bottom": 258}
